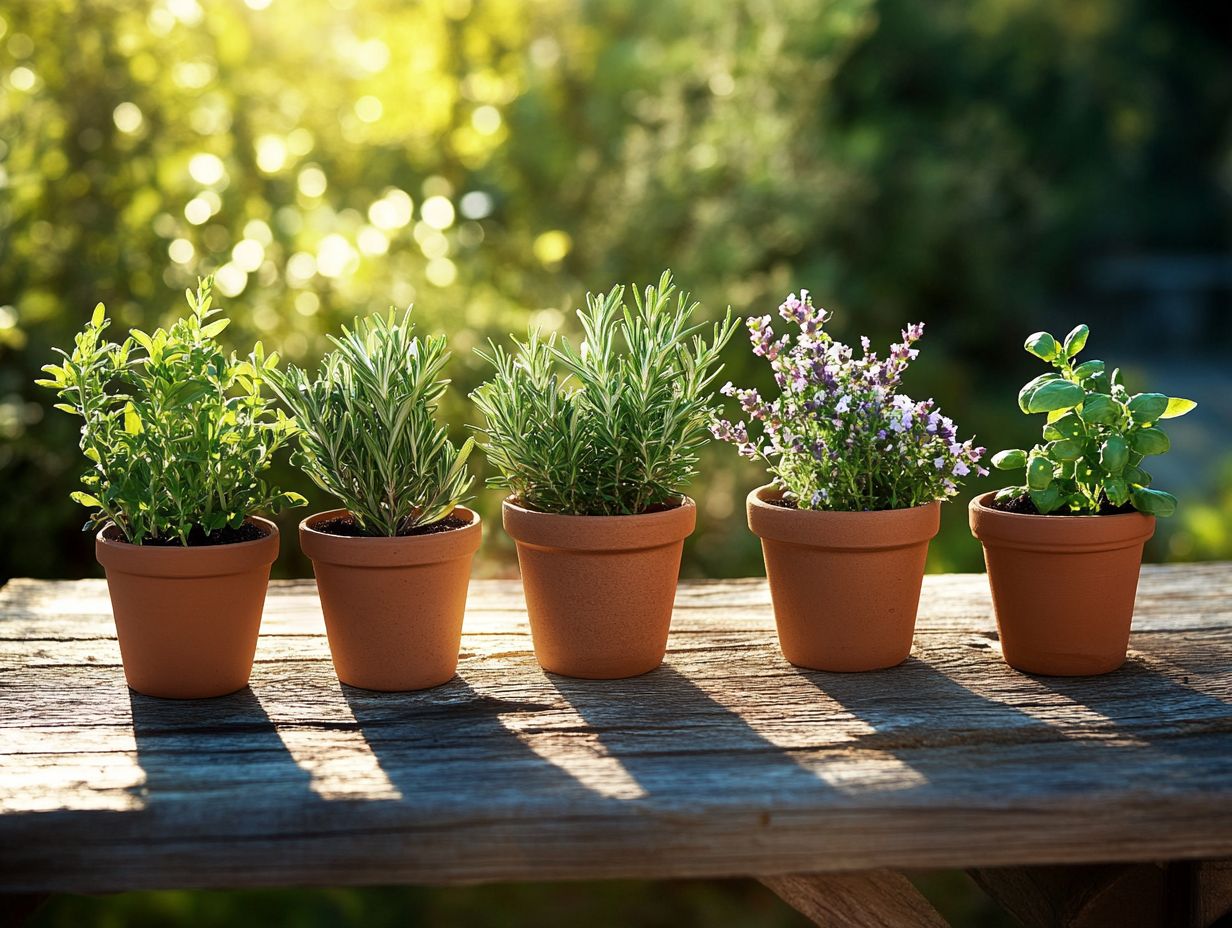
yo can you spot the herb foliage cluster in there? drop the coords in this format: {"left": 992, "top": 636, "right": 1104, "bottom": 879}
{"left": 471, "top": 271, "right": 738, "bottom": 515}
{"left": 991, "top": 325, "right": 1196, "bottom": 516}
{"left": 36, "top": 279, "right": 304, "bottom": 545}
{"left": 270, "top": 310, "right": 473, "bottom": 536}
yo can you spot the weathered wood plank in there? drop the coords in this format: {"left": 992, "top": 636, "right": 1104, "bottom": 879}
{"left": 1, "top": 566, "right": 1230, "bottom": 893}
{"left": 760, "top": 871, "right": 949, "bottom": 927}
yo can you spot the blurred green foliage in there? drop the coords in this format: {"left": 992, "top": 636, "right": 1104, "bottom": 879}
{"left": 1, "top": 0, "right": 1228, "bottom": 584}
{"left": 26, "top": 875, "right": 1015, "bottom": 928}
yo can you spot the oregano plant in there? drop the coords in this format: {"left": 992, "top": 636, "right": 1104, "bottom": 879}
{"left": 269, "top": 309, "right": 473, "bottom": 536}
{"left": 36, "top": 278, "right": 305, "bottom": 545}
{"left": 471, "top": 270, "right": 738, "bottom": 515}
{"left": 991, "top": 324, "right": 1196, "bottom": 516}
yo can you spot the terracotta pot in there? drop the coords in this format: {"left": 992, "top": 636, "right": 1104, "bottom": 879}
{"left": 747, "top": 486, "right": 940, "bottom": 672}
{"left": 502, "top": 497, "right": 696, "bottom": 679}
{"left": 95, "top": 517, "right": 279, "bottom": 699}
{"left": 969, "top": 492, "right": 1155, "bottom": 676}
{"left": 300, "top": 507, "right": 482, "bottom": 691}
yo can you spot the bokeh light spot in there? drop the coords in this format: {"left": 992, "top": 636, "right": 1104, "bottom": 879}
{"left": 533, "top": 230, "right": 572, "bottom": 265}
{"left": 112, "top": 102, "right": 144, "bottom": 134}
{"left": 421, "top": 195, "right": 455, "bottom": 229}
{"left": 188, "top": 153, "right": 226, "bottom": 186}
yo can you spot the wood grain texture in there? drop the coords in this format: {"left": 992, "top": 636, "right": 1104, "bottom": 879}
{"left": 1, "top": 564, "right": 1231, "bottom": 893}
{"left": 760, "top": 872, "right": 949, "bottom": 927}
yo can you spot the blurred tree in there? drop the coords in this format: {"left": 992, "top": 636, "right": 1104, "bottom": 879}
{"left": 0, "top": 0, "right": 1228, "bottom": 581}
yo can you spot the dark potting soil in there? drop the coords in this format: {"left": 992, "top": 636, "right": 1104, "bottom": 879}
{"left": 133, "top": 521, "right": 269, "bottom": 547}
{"left": 313, "top": 514, "right": 472, "bottom": 537}
{"left": 765, "top": 497, "right": 798, "bottom": 509}
{"left": 987, "top": 493, "right": 1135, "bottom": 517}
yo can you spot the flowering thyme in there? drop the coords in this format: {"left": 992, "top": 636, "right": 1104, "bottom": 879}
{"left": 713, "top": 290, "right": 986, "bottom": 510}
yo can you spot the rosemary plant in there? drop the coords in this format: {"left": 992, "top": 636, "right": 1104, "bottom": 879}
{"left": 36, "top": 278, "right": 305, "bottom": 545}
{"left": 471, "top": 271, "right": 738, "bottom": 515}
{"left": 270, "top": 310, "right": 473, "bottom": 536}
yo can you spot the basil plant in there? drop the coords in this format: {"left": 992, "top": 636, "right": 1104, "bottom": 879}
{"left": 991, "top": 325, "right": 1196, "bottom": 517}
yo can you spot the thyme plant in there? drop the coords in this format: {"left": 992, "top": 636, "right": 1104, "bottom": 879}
{"left": 36, "top": 278, "right": 305, "bottom": 545}
{"left": 270, "top": 310, "right": 473, "bottom": 536}
{"left": 714, "top": 290, "right": 987, "bottom": 510}
{"left": 991, "top": 325, "right": 1196, "bottom": 516}
{"left": 471, "top": 271, "right": 738, "bottom": 515}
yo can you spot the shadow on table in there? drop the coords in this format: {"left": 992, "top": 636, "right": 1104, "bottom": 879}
{"left": 341, "top": 676, "right": 610, "bottom": 805}
{"left": 795, "top": 656, "right": 1052, "bottom": 744}
{"left": 1028, "top": 657, "right": 1232, "bottom": 760}
{"left": 545, "top": 664, "right": 836, "bottom": 803}
{"left": 127, "top": 687, "right": 318, "bottom": 807}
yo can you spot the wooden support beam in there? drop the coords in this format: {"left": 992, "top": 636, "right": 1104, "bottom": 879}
{"left": 970, "top": 860, "right": 1232, "bottom": 928}
{"left": 760, "top": 871, "right": 949, "bottom": 927}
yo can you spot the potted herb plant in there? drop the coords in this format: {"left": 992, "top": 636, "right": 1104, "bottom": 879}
{"left": 36, "top": 279, "right": 305, "bottom": 699}
{"left": 715, "top": 291, "right": 987, "bottom": 672}
{"left": 272, "top": 309, "right": 478, "bottom": 690}
{"left": 971, "top": 325, "right": 1196, "bottom": 675}
{"left": 471, "top": 271, "right": 737, "bottom": 679}
{"left": 271, "top": 310, "right": 478, "bottom": 692}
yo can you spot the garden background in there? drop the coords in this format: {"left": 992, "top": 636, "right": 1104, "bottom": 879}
{"left": 1, "top": 0, "right": 1229, "bottom": 924}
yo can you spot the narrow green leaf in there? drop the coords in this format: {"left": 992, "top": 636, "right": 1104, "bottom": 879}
{"left": 70, "top": 491, "right": 102, "bottom": 508}
{"left": 200, "top": 319, "right": 231, "bottom": 339}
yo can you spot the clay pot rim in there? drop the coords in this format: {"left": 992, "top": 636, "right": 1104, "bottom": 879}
{"left": 95, "top": 515, "right": 279, "bottom": 578}
{"left": 502, "top": 496, "right": 696, "bottom": 552}
{"left": 746, "top": 485, "right": 941, "bottom": 550}
{"left": 300, "top": 506, "right": 482, "bottom": 567}
{"left": 969, "top": 491, "right": 1155, "bottom": 552}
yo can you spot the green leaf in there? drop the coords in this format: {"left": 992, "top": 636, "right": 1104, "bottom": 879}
{"left": 991, "top": 449, "right": 1027, "bottom": 470}
{"left": 1025, "top": 379, "right": 1084, "bottom": 414}
{"left": 1131, "top": 487, "right": 1177, "bottom": 517}
{"left": 1029, "top": 485, "right": 1064, "bottom": 514}
{"left": 91, "top": 303, "right": 106, "bottom": 327}
{"left": 1026, "top": 453, "right": 1052, "bottom": 490}
{"left": 1043, "top": 412, "right": 1084, "bottom": 441}
{"left": 1099, "top": 435, "right": 1128, "bottom": 474}
{"left": 1063, "top": 324, "right": 1088, "bottom": 358}
{"left": 1024, "top": 331, "right": 1059, "bottom": 361}
{"left": 1160, "top": 397, "right": 1197, "bottom": 419}
{"left": 1078, "top": 392, "right": 1119, "bottom": 425}
{"left": 1073, "top": 359, "right": 1105, "bottom": 379}
{"left": 123, "top": 402, "right": 143, "bottom": 435}
{"left": 1103, "top": 477, "right": 1129, "bottom": 506}
{"left": 1127, "top": 393, "right": 1168, "bottom": 424}
{"left": 1130, "top": 427, "right": 1170, "bottom": 456}
{"left": 1017, "top": 372, "right": 1062, "bottom": 413}
{"left": 70, "top": 491, "right": 102, "bottom": 508}
{"left": 201, "top": 319, "right": 231, "bottom": 339}
{"left": 1123, "top": 464, "right": 1150, "bottom": 486}
{"left": 1048, "top": 439, "right": 1083, "bottom": 461}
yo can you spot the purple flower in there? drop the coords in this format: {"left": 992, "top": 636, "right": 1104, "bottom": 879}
{"left": 714, "top": 291, "right": 982, "bottom": 510}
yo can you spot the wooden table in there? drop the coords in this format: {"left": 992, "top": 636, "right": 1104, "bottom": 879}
{"left": 2, "top": 566, "right": 1231, "bottom": 927}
